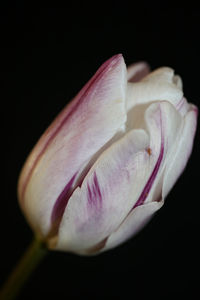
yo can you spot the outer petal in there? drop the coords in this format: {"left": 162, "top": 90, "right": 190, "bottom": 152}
{"left": 127, "top": 62, "right": 150, "bottom": 82}
{"left": 129, "top": 100, "right": 183, "bottom": 208}
{"left": 103, "top": 101, "right": 184, "bottom": 253}
{"left": 162, "top": 105, "right": 198, "bottom": 198}
{"left": 54, "top": 129, "right": 150, "bottom": 253}
{"left": 18, "top": 54, "right": 127, "bottom": 237}
{"left": 126, "top": 67, "right": 183, "bottom": 112}
{"left": 104, "top": 104, "right": 197, "bottom": 252}
{"left": 103, "top": 201, "right": 164, "bottom": 251}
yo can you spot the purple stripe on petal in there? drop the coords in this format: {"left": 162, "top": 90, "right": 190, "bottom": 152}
{"left": 93, "top": 172, "right": 102, "bottom": 200}
{"left": 87, "top": 172, "right": 102, "bottom": 207}
{"left": 51, "top": 173, "right": 77, "bottom": 226}
{"left": 87, "top": 183, "right": 93, "bottom": 204}
{"left": 133, "top": 142, "right": 164, "bottom": 209}
{"left": 50, "top": 162, "right": 100, "bottom": 235}
{"left": 133, "top": 107, "right": 164, "bottom": 209}
{"left": 21, "top": 54, "right": 122, "bottom": 201}
{"left": 86, "top": 140, "right": 164, "bottom": 253}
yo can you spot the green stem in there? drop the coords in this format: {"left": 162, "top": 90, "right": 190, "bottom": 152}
{"left": 0, "top": 238, "right": 48, "bottom": 300}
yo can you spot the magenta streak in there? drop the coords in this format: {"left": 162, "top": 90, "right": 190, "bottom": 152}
{"left": 87, "top": 172, "right": 102, "bottom": 207}
{"left": 133, "top": 142, "right": 164, "bottom": 209}
{"left": 51, "top": 160, "right": 95, "bottom": 230}
{"left": 51, "top": 173, "right": 77, "bottom": 225}
{"left": 21, "top": 55, "right": 122, "bottom": 200}
{"left": 133, "top": 108, "right": 164, "bottom": 209}
{"left": 87, "top": 107, "right": 165, "bottom": 253}
{"left": 86, "top": 143, "right": 164, "bottom": 253}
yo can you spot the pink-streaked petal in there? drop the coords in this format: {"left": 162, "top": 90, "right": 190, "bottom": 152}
{"left": 18, "top": 54, "right": 127, "bottom": 236}
{"left": 103, "top": 200, "right": 164, "bottom": 252}
{"left": 103, "top": 102, "right": 193, "bottom": 253}
{"left": 104, "top": 104, "right": 197, "bottom": 253}
{"left": 18, "top": 54, "right": 126, "bottom": 202}
{"left": 127, "top": 61, "right": 150, "bottom": 82}
{"left": 54, "top": 101, "right": 183, "bottom": 254}
{"left": 124, "top": 101, "right": 182, "bottom": 215}
{"left": 102, "top": 101, "right": 183, "bottom": 253}
{"left": 142, "top": 101, "right": 183, "bottom": 205}
{"left": 126, "top": 67, "right": 183, "bottom": 112}
{"left": 162, "top": 105, "right": 198, "bottom": 198}
{"left": 54, "top": 129, "right": 150, "bottom": 253}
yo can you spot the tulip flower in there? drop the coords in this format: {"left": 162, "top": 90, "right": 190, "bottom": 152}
{"left": 17, "top": 54, "right": 197, "bottom": 255}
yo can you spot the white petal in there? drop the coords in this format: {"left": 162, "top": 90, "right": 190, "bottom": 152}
{"left": 175, "top": 97, "right": 190, "bottom": 116}
{"left": 143, "top": 67, "right": 175, "bottom": 83}
{"left": 162, "top": 105, "right": 198, "bottom": 198}
{"left": 103, "top": 102, "right": 195, "bottom": 253}
{"left": 55, "top": 129, "right": 150, "bottom": 253}
{"left": 104, "top": 101, "right": 183, "bottom": 252}
{"left": 19, "top": 54, "right": 127, "bottom": 237}
{"left": 126, "top": 67, "right": 183, "bottom": 112}
{"left": 142, "top": 101, "right": 183, "bottom": 205}
{"left": 104, "top": 200, "right": 164, "bottom": 251}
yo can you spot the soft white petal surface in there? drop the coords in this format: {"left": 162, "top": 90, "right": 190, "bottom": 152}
{"left": 104, "top": 200, "right": 164, "bottom": 251}
{"left": 19, "top": 54, "right": 127, "bottom": 236}
{"left": 126, "top": 67, "right": 183, "bottom": 112}
{"left": 55, "top": 129, "right": 150, "bottom": 253}
{"left": 162, "top": 105, "right": 198, "bottom": 198}
{"left": 175, "top": 97, "right": 190, "bottom": 116}
{"left": 103, "top": 101, "right": 196, "bottom": 253}
{"left": 104, "top": 101, "right": 184, "bottom": 252}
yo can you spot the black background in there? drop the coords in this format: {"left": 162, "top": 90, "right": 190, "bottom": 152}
{"left": 1, "top": 1, "right": 200, "bottom": 300}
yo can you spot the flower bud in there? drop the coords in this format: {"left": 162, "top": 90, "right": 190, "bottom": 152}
{"left": 18, "top": 54, "right": 198, "bottom": 255}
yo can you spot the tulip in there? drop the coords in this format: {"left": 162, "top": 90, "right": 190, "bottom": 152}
{"left": 18, "top": 54, "right": 198, "bottom": 255}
